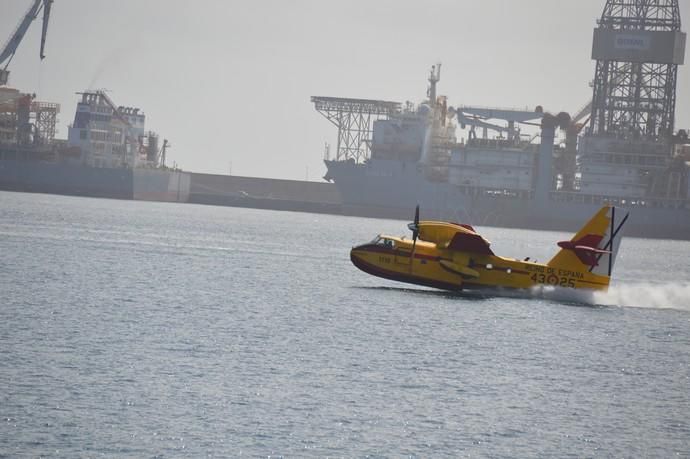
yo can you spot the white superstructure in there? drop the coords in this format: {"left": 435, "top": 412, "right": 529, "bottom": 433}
{"left": 449, "top": 141, "right": 536, "bottom": 194}
{"left": 67, "top": 91, "right": 161, "bottom": 168}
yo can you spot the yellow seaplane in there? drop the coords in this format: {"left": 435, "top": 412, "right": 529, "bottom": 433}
{"left": 350, "top": 205, "right": 629, "bottom": 292}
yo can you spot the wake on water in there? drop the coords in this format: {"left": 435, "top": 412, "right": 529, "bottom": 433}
{"left": 594, "top": 282, "right": 690, "bottom": 311}
{"left": 358, "top": 283, "right": 690, "bottom": 311}
{"left": 529, "top": 282, "right": 690, "bottom": 311}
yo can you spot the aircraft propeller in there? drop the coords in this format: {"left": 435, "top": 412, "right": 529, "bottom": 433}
{"left": 407, "top": 204, "right": 420, "bottom": 256}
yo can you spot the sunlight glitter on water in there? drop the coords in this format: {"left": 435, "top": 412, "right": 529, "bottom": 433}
{"left": 2, "top": 191, "right": 689, "bottom": 457}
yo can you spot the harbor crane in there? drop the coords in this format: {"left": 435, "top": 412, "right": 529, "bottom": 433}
{"left": 0, "top": 0, "right": 53, "bottom": 86}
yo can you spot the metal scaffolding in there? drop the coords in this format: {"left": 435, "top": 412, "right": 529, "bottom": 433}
{"left": 32, "top": 100, "right": 59, "bottom": 143}
{"left": 312, "top": 96, "right": 401, "bottom": 163}
{"left": 0, "top": 91, "right": 59, "bottom": 146}
{"left": 589, "top": 0, "right": 684, "bottom": 143}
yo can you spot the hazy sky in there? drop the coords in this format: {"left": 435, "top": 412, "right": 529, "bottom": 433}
{"left": 2, "top": 0, "right": 689, "bottom": 180}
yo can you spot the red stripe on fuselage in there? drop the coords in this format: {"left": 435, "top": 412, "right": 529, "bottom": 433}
{"left": 353, "top": 244, "right": 440, "bottom": 261}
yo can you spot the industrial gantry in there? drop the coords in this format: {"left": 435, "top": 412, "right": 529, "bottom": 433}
{"left": 311, "top": 96, "right": 401, "bottom": 163}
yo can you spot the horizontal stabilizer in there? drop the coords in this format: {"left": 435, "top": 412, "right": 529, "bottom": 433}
{"left": 557, "top": 236, "right": 611, "bottom": 267}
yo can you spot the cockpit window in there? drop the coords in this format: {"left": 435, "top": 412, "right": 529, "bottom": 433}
{"left": 371, "top": 236, "right": 395, "bottom": 248}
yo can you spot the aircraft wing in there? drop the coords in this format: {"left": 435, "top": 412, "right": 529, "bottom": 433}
{"left": 417, "top": 221, "right": 494, "bottom": 255}
{"left": 445, "top": 231, "right": 494, "bottom": 255}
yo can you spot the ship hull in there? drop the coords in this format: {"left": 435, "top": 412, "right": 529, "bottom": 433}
{"left": 0, "top": 160, "right": 190, "bottom": 203}
{"left": 325, "top": 159, "right": 690, "bottom": 240}
{"left": 325, "top": 159, "right": 474, "bottom": 222}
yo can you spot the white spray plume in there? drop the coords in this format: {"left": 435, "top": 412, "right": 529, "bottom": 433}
{"left": 594, "top": 283, "right": 690, "bottom": 311}
{"left": 526, "top": 283, "right": 690, "bottom": 311}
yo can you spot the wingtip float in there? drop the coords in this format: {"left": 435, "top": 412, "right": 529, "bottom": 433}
{"left": 350, "top": 205, "right": 629, "bottom": 292}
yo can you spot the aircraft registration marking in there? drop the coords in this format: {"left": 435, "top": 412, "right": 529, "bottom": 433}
{"left": 523, "top": 264, "right": 585, "bottom": 288}
{"left": 530, "top": 273, "right": 576, "bottom": 288}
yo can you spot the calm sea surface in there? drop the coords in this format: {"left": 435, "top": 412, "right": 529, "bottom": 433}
{"left": 1, "top": 191, "right": 689, "bottom": 457}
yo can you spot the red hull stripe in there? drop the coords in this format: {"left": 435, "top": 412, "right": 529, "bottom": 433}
{"left": 414, "top": 253, "right": 440, "bottom": 261}
{"left": 353, "top": 244, "right": 440, "bottom": 261}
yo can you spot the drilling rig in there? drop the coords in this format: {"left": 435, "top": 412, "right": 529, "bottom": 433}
{"left": 578, "top": 0, "right": 688, "bottom": 199}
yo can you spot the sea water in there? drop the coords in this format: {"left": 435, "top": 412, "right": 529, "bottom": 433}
{"left": 1, "top": 191, "right": 689, "bottom": 457}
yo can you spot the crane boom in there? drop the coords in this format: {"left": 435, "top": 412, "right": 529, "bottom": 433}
{"left": 40, "top": 0, "right": 53, "bottom": 60}
{"left": 0, "top": 0, "right": 53, "bottom": 85}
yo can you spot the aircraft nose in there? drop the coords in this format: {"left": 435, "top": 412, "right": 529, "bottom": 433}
{"left": 350, "top": 246, "right": 371, "bottom": 271}
{"left": 350, "top": 244, "right": 369, "bottom": 264}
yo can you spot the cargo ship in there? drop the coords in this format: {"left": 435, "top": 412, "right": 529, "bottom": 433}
{"left": 0, "top": 88, "right": 190, "bottom": 202}
{"left": 315, "top": 0, "right": 690, "bottom": 240}
{"left": 0, "top": 1, "right": 189, "bottom": 202}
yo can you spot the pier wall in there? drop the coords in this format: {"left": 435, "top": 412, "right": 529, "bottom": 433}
{"left": 188, "top": 172, "right": 343, "bottom": 214}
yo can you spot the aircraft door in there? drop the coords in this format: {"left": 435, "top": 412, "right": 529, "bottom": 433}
{"left": 395, "top": 247, "right": 412, "bottom": 265}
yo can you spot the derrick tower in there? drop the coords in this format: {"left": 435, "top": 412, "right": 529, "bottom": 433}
{"left": 588, "top": 0, "right": 686, "bottom": 145}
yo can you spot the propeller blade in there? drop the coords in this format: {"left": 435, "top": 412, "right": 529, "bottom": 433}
{"left": 407, "top": 204, "right": 420, "bottom": 239}
{"left": 409, "top": 204, "right": 420, "bottom": 273}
